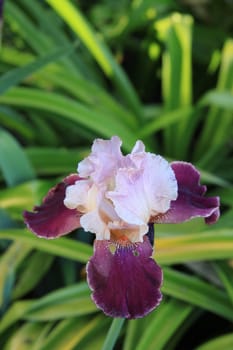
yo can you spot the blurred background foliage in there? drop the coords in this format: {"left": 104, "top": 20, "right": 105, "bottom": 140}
{"left": 0, "top": 0, "right": 233, "bottom": 349}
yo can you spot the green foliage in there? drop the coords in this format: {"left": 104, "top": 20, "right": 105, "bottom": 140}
{"left": 0, "top": 0, "right": 232, "bottom": 349}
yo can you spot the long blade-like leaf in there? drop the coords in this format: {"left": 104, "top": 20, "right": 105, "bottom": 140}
{"left": 0, "top": 44, "right": 76, "bottom": 94}
{"left": 0, "top": 128, "right": 35, "bottom": 186}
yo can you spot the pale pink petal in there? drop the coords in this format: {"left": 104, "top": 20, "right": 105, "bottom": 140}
{"left": 108, "top": 167, "right": 150, "bottom": 227}
{"left": 142, "top": 154, "right": 178, "bottom": 213}
{"left": 108, "top": 154, "right": 177, "bottom": 231}
{"left": 64, "top": 179, "right": 91, "bottom": 210}
{"left": 131, "top": 140, "right": 145, "bottom": 153}
{"left": 80, "top": 210, "right": 110, "bottom": 240}
{"left": 78, "top": 136, "right": 123, "bottom": 183}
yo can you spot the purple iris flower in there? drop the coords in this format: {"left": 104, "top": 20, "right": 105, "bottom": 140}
{"left": 24, "top": 136, "right": 220, "bottom": 319}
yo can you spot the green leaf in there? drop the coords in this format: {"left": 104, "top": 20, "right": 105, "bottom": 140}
{"left": 0, "top": 242, "right": 31, "bottom": 311}
{"left": 0, "top": 129, "right": 35, "bottom": 186}
{"left": 0, "top": 180, "right": 53, "bottom": 218}
{"left": 158, "top": 13, "right": 193, "bottom": 156}
{"left": 194, "top": 39, "right": 233, "bottom": 165}
{"left": 0, "top": 88, "right": 137, "bottom": 151}
{"left": 0, "top": 44, "right": 76, "bottom": 94}
{"left": 38, "top": 69, "right": 138, "bottom": 129}
{"left": 0, "top": 229, "right": 92, "bottom": 263}
{"left": 4, "top": 322, "right": 50, "bottom": 350}
{"left": 156, "top": 229, "right": 233, "bottom": 265}
{"left": 199, "top": 169, "right": 230, "bottom": 188}
{"left": 200, "top": 90, "right": 233, "bottom": 111}
{"left": 139, "top": 107, "right": 193, "bottom": 137}
{"left": 23, "top": 293, "right": 97, "bottom": 321}
{"left": 196, "top": 333, "right": 233, "bottom": 350}
{"left": 0, "top": 209, "right": 17, "bottom": 229}
{"left": 2, "top": 228, "right": 233, "bottom": 267}
{"left": 0, "top": 106, "right": 34, "bottom": 141}
{"left": 0, "top": 283, "right": 95, "bottom": 333}
{"left": 163, "top": 267, "right": 233, "bottom": 321}
{"left": 0, "top": 0, "right": 3, "bottom": 48}
{"left": 0, "top": 300, "right": 34, "bottom": 334}
{"left": 212, "top": 187, "right": 233, "bottom": 206}
{"left": 5, "top": 1, "right": 52, "bottom": 53}
{"left": 213, "top": 261, "right": 233, "bottom": 305}
{"left": 25, "top": 148, "right": 88, "bottom": 176}
{"left": 13, "top": 252, "right": 54, "bottom": 299}
{"left": 45, "top": 0, "right": 143, "bottom": 119}
{"left": 159, "top": 13, "right": 193, "bottom": 109}
{"left": 40, "top": 315, "right": 109, "bottom": 350}
{"left": 102, "top": 318, "right": 125, "bottom": 350}
{"left": 135, "top": 299, "right": 193, "bottom": 350}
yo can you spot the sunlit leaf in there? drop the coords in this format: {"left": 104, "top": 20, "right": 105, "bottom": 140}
{"left": 0, "top": 229, "right": 92, "bottom": 263}
{"left": 196, "top": 332, "right": 233, "bottom": 350}
{"left": 163, "top": 267, "right": 233, "bottom": 321}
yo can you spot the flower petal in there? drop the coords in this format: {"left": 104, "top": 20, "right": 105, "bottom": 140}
{"left": 86, "top": 236, "right": 162, "bottom": 319}
{"left": 80, "top": 210, "right": 111, "bottom": 240}
{"left": 153, "top": 162, "right": 220, "bottom": 224}
{"left": 131, "top": 140, "right": 145, "bottom": 153}
{"left": 23, "top": 175, "right": 81, "bottom": 238}
{"left": 64, "top": 179, "right": 92, "bottom": 210}
{"left": 108, "top": 153, "right": 177, "bottom": 233}
{"left": 78, "top": 136, "right": 123, "bottom": 183}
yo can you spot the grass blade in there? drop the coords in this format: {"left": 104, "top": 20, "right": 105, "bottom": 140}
{"left": 46, "top": 0, "right": 143, "bottom": 119}
{"left": 0, "top": 44, "right": 76, "bottom": 94}
{"left": 102, "top": 318, "right": 125, "bottom": 350}
{"left": 40, "top": 315, "right": 109, "bottom": 350}
{"left": 0, "top": 87, "right": 138, "bottom": 150}
{"left": 0, "top": 229, "right": 92, "bottom": 263}
{"left": 155, "top": 229, "right": 233, "bottom": 265}
{"left": 163, "top": 267, "right": 233, "bottom": 322}
{"left": 213, "top": 261, "right": 233, "bottom": 305}
{"left": 0, "top": 128, "right": 35, "bottom": 186}
{"left": 158, "top": 13, "right": 193, "bottom": 156}
{"left": 194, "top": 39, "right": 233, "bottom": 165}
{"left": 196, "top": 333, "right": 233, "bottom": 350}
{"left": 135, "top": 299, "right": 193, "bottom": 350}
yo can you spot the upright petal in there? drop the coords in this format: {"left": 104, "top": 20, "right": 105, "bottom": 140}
{"left": 78, "top": 136, "right": 123, "bottom": 183}
{"left": 87, "top": 236, "right": 163, "bottom": 319}
{"left": 152, "top": 162, "right": 220, "bottom": 224}
{"left": 23, "top": 175, "right": 81, "bottom": 238}
{"left": 131, "top": 140, "right": 145, "bottom": 153}
{"left": 108, "top": 154, "right": 177, "bottom": 234}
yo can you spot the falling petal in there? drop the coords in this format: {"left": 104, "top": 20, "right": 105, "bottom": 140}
{"left": 23, "top": 174, "right": 81, "bottom": 238}
{"left": 87, "top": 236, "right": 162, "bottom": 319}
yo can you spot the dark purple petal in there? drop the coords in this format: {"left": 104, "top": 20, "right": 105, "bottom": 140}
{"left": 86, "top": 236, "right": 162, "bottom": 319}
{"left": 147, "top": 223, "right": 155, "bottom": 246}
{"left": 23, "top": 174, "right": 82, "bottom": 238}
{"left": 152, "top": 162, "right": 220, "bottom": 224}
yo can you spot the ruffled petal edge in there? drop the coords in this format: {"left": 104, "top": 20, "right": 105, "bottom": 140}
{"left": 86, "top": 236, "right": 163, "bottom": 319}
{"left": 151, "top": 162, "right": 220, "bottom": 224}
{"left": 23, "top": 174, "right": 82, "bottom": 238}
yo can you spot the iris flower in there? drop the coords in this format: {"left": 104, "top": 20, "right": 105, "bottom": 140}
{"left": 24, "top": 136, "right": 220, "bottom": 319}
